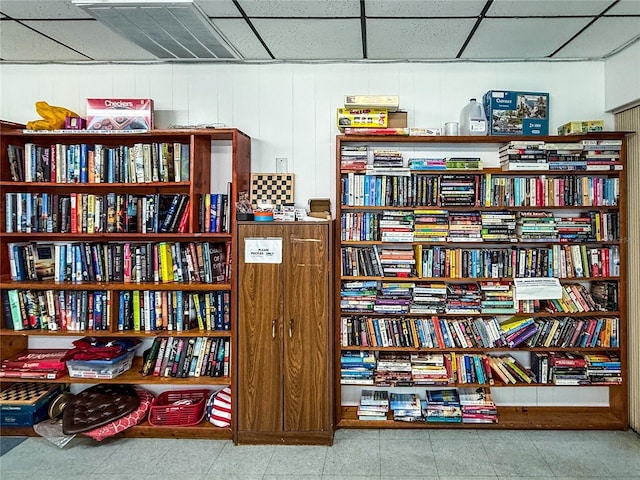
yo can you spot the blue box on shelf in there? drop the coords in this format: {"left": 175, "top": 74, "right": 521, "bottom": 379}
{"left": 483, "top": 90, "right": 549, "bottom": 135}
{"left": 0, "top": 383, "right": 63, "bottom": 427}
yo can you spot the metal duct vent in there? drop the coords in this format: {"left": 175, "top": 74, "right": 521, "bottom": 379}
{"left": 72, "top": 0, "right": 242, "bottom": 59}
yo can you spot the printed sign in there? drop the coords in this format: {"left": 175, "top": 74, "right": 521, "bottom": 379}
{"left": 244, "top": 238, "right": 282, "bottom": 264}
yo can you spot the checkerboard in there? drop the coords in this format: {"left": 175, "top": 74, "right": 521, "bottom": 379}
{"left": 250, "top": 173, "right": 294, "bottom": 208}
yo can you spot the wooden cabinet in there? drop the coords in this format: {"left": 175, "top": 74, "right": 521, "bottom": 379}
{"left": 236, "top": 222, "right": 333, "bottom": 444}
{"left": 0, "top": 127, "right": 251, "bottom": 439}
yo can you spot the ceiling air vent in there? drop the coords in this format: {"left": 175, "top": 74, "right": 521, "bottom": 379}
{"left": 72, "top": 0, "right": 242, "bottom": 59}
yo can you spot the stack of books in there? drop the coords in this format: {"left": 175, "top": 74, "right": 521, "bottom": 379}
{"left": 372, "top": 149, "right": 404, "bottom": 168}
{"left": 445, "top": 157, "right": 482, "bottom": 170}
{"left": 378, "top": 245, "right": 415, "bottom": 277}
{"left": 544, "top": 142, "right": 585, "bottom": 171}
{"left": 375, "top": 352, "right": 412, "bottom": 386}
{"left": 446, "top": 283, "right": 481, "bottom": 314}
{"left": 0, "top": 349, "right": 68, "bottom": 379}
{"left": 340, "top": 145, "right": 369, "bottom": 170}
{"left": 448, "top": 212, "right": 482, "bottom": 242}
{"left": 424, "top": 389, "right": 462, "bottom": 423}
{"left": 500, "top": 141, "right": 547, "bottom": 170}
{"left": 410, "top": 283, "right": 447, "bottom": 314}
{"left": 458, "top": 387, "right": 498, "bottom": 423}
{"left": 340, "top": 280, "right": 377, "bottom": 313}
{"left": 555, "top": 215, "right": 592, "bottom": 241}
{"left": 413, "top": 209, "right": 449, "bottom": 242}
{"left": 550, "top": 352, "right": 588, "bottom": 385}
{"left": 411, "top": 353, "right": 449, "bottom": 385}
{"left": 409, "top": 157, "right": 446, "bottom": 170}
{"left": 585, "top": 352, "right": 622, "bottom": 384}
{"left": 379, "top": 211, "right": 415, "bottom": 242}
{"left": 480, "top": 281, "right": 516, "bottom": 314}
{"left": 439, "top": 175, "right": 478, "bottom": 206}
{"left": 481, "top": 211, "right": 517, "bottom": 241}
{"left": 517, "top": 211, "right": 557, "bottom": 241}
{"left": 340, "top": 351, "right": 376, "bottom": 385}
{"left": 581, "top": 139, "right": 623, "bottom": 171}
{"left": 389, "top": 392, "right": 422, "bottom": 422}
{"left": 358, "top": 389, "right": 389, "bottom": 421}
{"left": 375, "top": 282, "right": 412, "bottom": 314}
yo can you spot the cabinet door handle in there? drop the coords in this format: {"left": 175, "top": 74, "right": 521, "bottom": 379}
{"left": 272, "top": 319, "right": 277, "bottom": 338}
{"left": 289, "top": 319, "right": 294, "bottom": 338}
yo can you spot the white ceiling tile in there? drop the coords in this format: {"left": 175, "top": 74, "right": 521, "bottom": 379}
{"left": 462, "top": 17, "right": 592, "bottom": 59}
{"left": 0, "top": 21, "right": 88, "bottom": 61}
{"left": 23, "top": 20, "right": 159, "bottom": 61}
{"left": 195, "top": 0, "right": 243, "bottom": 18}
{"left": 367, "top": 18, "right": 475, "bottom": 59}
{"left": 605, "top": 0, "right": 640, "bottom": 15}
{"left": 554, "top": 17, "right": 640, "bottom": 58}
{"left": 211, "top": 18, "right": 272, "bottom": 59}
{"left": 0, "top": 0, "right": 92, "bottom": 19}
{"left": 487, "top": 0, "right": 613, "bottom": 16}
{"left": 251, "top": 18, "right": 361, "bottom": 59}
{"left": 237, "top": 0, "right": 360, "bottom": 17}
{"left": 366, "top": 0, "right": 484, "bottom": 17}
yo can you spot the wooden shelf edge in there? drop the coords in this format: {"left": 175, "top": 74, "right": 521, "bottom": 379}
{"left": 0, "top": 328, "right": 233, "bottom": 338}
{"left": 338, "top": 406, "right": 626, "bottom": 430}
{"left": 0, "top": 421, "right": 232, "bottom": 440}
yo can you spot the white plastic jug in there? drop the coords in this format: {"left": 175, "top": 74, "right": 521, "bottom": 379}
{"left": 460, "top": 98, "right": 488, "bottom": 136}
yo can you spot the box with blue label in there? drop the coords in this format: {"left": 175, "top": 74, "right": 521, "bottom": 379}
{"left": 0, "top": 383, "right": 63, "bottom": 427}
{"left": 483, "top": 90, "right": 549, "bottom": 135}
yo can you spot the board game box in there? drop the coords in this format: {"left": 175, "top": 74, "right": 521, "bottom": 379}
{"left": 86, "top": 98, "right": 153, "bottom": 131}
{"left": 483, "top": 90, "right": 549, "bottom": 135}
{"left": 0, "top": 383, "right": 63, "bottom": 427}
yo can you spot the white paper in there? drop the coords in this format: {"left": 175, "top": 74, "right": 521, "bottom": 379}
{"left": 514, "top": 277, "right": 562, "bottom": 301}
{"left": 244, "top": 238, "right": 282, "bottom": 263}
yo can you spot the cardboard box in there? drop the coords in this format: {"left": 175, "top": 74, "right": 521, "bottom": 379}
{"left": 86, "top": 98, "right": 153, "bottom": 131}
{"left": 308, "top": 198, "right": 331, "bottom": 219}
{"left": 337, "top": 108, "right": 387, "bottom": 129}
{"left": 483, "top": 90, "right": 549, "bottom": 135}
{"left": 344, "top": 95, "right": 400, "bottom": 111}
{"left": 557, "top": 120, "right": 604, "bottom": 136}
{"left": 388, "top": 111, "right": 408, "bottom": 128}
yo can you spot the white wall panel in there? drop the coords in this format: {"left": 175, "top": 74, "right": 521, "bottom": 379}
{"left": 0, "top": 60, "right": 614, "bottom": 210}
{"left": 605, "top": 40, "right": 640, "bottom": 112}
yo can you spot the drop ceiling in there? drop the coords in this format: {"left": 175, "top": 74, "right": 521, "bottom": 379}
{"left": 0, "top": 0, "right": 639, "bottom": 63}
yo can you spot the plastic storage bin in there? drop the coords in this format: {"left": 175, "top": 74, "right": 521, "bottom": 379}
{"left": 148, "top": 389, "right": 209, "bottom": 426}
{"left": 66, "top": 351, "right": 135, "bottom": 379}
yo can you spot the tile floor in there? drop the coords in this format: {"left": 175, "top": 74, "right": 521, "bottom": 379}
{"left": 1, "top": 428, "right": 639, "bottom": 480}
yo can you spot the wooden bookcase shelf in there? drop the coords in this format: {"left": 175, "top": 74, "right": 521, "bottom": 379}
{"left": 334, "top": 132, "right": 629, "bottom": 430}
{"left": 0, "top": 127, "right": 251, "bottom": 439}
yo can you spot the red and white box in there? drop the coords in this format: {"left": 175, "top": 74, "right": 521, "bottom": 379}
{"left": 86, "top": 98, "right": 154, "bottom": 131}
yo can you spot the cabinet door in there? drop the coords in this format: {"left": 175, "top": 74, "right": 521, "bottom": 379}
{"left": 237, "top": 224, "right": 284, "bottom": 432}
{"left": 283, "top": 224, "right": 330, "bottom": 432}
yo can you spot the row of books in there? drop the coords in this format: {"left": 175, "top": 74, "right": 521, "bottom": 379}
{"left": 5, "top": 192, "right": 190, "bottom": 234}
{"left": 414, "top": 244, "right": 621, "bottom": 279}
{"left": 8, "top": 241, "right": 230, "bottom": 284}
{"left": 530, "top": 351, "right": 621, "bottom": 385}
{"left": 341, "top": 244, "right": 620, "bottom": 280}
{"left": 340, "top": 280, "right": 612, "bottom": 315}
{"left": 197, "top": 193, "right": 230, "bottom": 233}
{"left": 141, "top": 336, "right": 230, "bottom": 378}
{"left": 341, "top": 210, "right": 620, "bottom": 243}
{"left": 3, "top": 289, "right": 111, "bottom": 331}
{"left": 358, "top": 387, "right": 497, "bottom": 424}
{"left": 340, "top": 314, "right": 620, "bottom": 350}
{"left": 341, "top": 351, "right": 535, "bottom": 386}
{"left": 485, "top": 174, "right": 618, "bottom": 207}
{"left": 500, "top": 140, "right": 622, "bottom": 172}
{"left": 341, "top": 172, "right": 620, "bottom": 208}
{"left": 117, "top": 290, "right": 231, "bottom": 332}
{"left": 6, "top": 142, "right": 190, "bottom": 183}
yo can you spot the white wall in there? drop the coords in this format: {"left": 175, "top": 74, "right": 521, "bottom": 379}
{"left": 0, "top": 61, "right": 611, "bottom": 208}
{"left": 605, "top": 40, "right": 640, "bottom": 112}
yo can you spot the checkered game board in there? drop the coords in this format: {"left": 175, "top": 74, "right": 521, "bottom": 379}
{"left": 250, "top": 173, "right": 294, "bottom": 208}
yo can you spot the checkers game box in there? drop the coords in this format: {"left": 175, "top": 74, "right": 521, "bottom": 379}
{"left": 86, "top": 98, "right": 153, "bottom": 131}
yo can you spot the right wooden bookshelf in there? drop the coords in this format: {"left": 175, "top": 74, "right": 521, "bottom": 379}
{"left": 334, "top": 132, "right": 629, "bottom": 430}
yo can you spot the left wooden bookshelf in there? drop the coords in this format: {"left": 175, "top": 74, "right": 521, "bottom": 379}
{"left": 0, "top": 125, "right": 251, "bottom": 439}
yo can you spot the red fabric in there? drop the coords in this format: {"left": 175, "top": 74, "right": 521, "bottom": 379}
{"left": 83, "top": 387, "right": 154, "bottom": 441}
